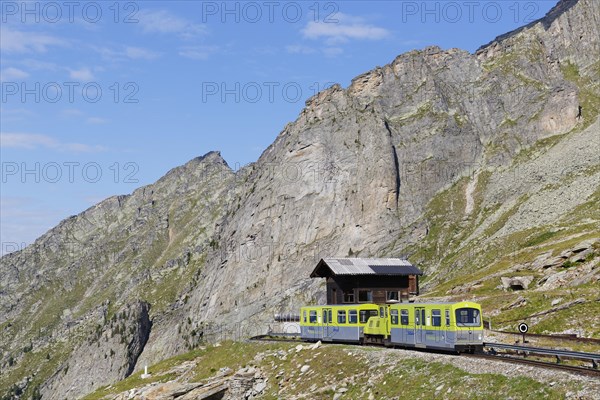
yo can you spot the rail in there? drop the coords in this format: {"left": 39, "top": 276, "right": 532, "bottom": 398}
{"left": 487, "top": 329, "right": 600, "bottom": 345}
{"left": 484, "top": 342, "right": 600, "bottom": 368}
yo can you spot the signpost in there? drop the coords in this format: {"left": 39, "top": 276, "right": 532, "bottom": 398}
{"left": 518, "top": 322, "right": 529, "bottom": 344}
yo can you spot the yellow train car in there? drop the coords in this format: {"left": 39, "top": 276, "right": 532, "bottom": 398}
{"left": 300, "top": 304, "right": 380, "bottom": 343}
{"left": 365, "top": 301, "right": 483, "bottom": 353}
{"left": 301, "top": 301, "right": 483, "bottom": 353}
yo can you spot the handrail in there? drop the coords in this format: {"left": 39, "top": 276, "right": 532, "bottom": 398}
{"left": 484, "top": 342, "right": 600, "bottom": 361}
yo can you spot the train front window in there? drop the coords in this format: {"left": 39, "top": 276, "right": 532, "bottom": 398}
{"left": 309, "top": 311, "right": 317, "bottom": 323}
{"left": 455, "top": 308, "right": 481, "bottom": 327}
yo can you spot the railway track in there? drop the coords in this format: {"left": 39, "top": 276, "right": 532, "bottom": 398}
{"left": 481, "top": 342, "right": 600, "bottom": 377}
{"left": 249, "top": 334, "right": 302, "bottom": 343}
{"left": 250, "top": 333, "right": 600, "bottom": 377}
{"left": 488, "top": 329, "right": 600, "bottom": 345}
{"left": 466, "top": 352, "right": 600, "bottom": 378}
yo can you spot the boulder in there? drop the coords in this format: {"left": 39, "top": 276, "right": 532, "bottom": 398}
{"left": 531, "top": 251, "right": 553, "bottom": 270}
{"left": 542, "top": 257, "right": 566, "bottom": 269}
{"left": 502, "top": 296, "right": 527, "bottom": 310}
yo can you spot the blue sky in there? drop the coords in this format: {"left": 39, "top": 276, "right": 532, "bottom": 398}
{"left": 1, "top": 0, "right": 557, "bottom": 253}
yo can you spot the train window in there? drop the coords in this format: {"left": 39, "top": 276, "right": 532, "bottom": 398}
{"left": 432, "top": 310, "right": 441, "bottom": 327}
{"left": 415, "top": 310, "right": 420, "bottom": 325}
{"left": 386, "top": 291, "right": 399, "bottom": 301}
{"left": 309, "top": 311, "right": 317, "bottom": 323}
{"left": 421, "top": 309, "right": 426, "bottom": 326}
{"left": 455, "top": 308, "right": 481, "bottom": 327}
{"left": 359, "top": 310, "right": 378, "bottom": 324}
{"left": 360, "top": 310, "right": 368, "bottom": 323}
{"left": 391, "top": 309, "right": 398, "bottom": 325}
{"left": 400, "top": 309, "right": 409, "bottom": 325}
{"left": 358, "top": 290, "right": 373, "bottom": 303}
{"left": 337, "top": 310, "right": 346, "bottom": 324}
{"left": 303, "top": 311, "right": 307, "bottom": 323}
{"left": 343, "top": 291, "right": 355, "bottom": 303}
{"left": 445, "top": 309, "right": 450, "bottom": 326}
{"left": 349, "top": 310, "right": 358, "bottom": 324}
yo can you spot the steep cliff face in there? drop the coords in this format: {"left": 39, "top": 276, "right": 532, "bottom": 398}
{"left": 180, "top": 0, "right": 598, "bottom": 339}
{"left": 1, "top": 0, "right": 599, "bottom": 398}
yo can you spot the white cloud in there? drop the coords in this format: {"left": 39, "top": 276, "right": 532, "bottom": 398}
{"left": 0, "top": 67, "right": 29, "bottom": 80}
{"left": 69, "top": 67, "right": 95, "bottom": 81}
{"left": 179, "top": 45, "right": 219, "bottom": 60}
{"left": 125, "top": 46, "right": 161, "bottom": 60}
{"left": 93, "top": 45, "right": 161, "bottom": 62}
{"left": 0, "top": 27, "right": 66, "bottom": 53}
{"left": 285, "top": 44, "right": 343, "bottom": 58}
{"left": 0, "top": 108, "right": 35, "bottom": 123}
{"left": 20, "top": 58, "right": 60, "bottom": 72}
{"left": 286, "top": 45, "right": 316, "bottom": 55}
{"left": 322, "top": 47, "right": 344, "bottom": 57}
{"left": 138, "top": 10, "right": 206, "bottom": 38}
{"left": 1, "top": 133, "right": 106, "bottom": 153}
{"left": 60, "top": 108, "right": 84, "bottom": 118}
{"left": 302, "top": 13, "right": 389, "bottom": 45}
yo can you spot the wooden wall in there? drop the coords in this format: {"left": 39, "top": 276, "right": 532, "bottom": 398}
{"left": 325, "top": 275, "right": 419, "bottom": 304}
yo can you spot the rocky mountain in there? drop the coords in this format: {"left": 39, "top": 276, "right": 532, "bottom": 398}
{"left": 1, "top": 0, "right": 599, "bottom": 398}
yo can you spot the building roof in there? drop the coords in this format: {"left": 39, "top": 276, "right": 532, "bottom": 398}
{"left": 310, "top": 258, "right": 422, "bottom": 278}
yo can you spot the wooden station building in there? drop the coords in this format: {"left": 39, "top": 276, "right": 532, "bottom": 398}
{"left": 310, "top": 258, "right": 423, "bottom": 304}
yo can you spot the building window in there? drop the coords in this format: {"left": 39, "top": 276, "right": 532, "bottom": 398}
{"left": 309, "top": 311, "right": 317, "bottom": 323}
{"left": 358, "top": 290, "right": 373, "bottom": 303}
{"left": 343, "top": 290, "right": 355, "bottom": 303}
{"left": 400, "top": 309, "right": 409, "bottom": 325}
{"left": 432, "top": 309, "right": 441, "bottom": 327}
{"left": 337, "top": 310, "right": 346, "bottom": 324}
{"left": 386, "top": 291, "right": 399, "bottom": 301}
{"left": 348, "top": 310, "right": 358, "bottom": 324}
{"left": 391, "top": 309, "right": 398, "bottom": 325}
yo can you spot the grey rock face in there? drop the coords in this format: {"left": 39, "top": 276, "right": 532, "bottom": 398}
{"left": 41, "top": 301, "right": 151, "bottom": 400}
{"left": 1, "top": 0, "right": 599, "bottom": 398}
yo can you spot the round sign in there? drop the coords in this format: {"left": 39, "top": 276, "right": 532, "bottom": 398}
{"left": 518, "top": 323, "right": 529, "bottom": 333}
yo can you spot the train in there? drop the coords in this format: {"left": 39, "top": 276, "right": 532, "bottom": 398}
{"left": 299, "top": 301, "right": 483, "bottom": 353}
